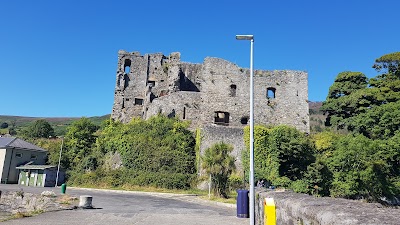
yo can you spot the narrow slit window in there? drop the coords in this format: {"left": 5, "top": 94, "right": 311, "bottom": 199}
{"left": 267, "top": 87, "right": 276, "bottom": 99}
{"left": 183, "top": 107, "right": 186, "bottom": 120}
{"left": 230, "top": 84, "right": 237, "bottom": 97}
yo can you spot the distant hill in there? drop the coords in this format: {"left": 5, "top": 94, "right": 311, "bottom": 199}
{"left": 308, "top": 101, "right": 327, "bottom": 133}
{"left": 0, "top": 114, "right": 111, "bottom": 136}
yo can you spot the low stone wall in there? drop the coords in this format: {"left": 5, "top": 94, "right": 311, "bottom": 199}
{"left": 255, "top": 190, "right": 399, "bottom": 225}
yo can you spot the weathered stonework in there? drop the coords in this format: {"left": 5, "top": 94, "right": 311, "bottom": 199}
{"left": 111, "top": 51, "right": 310, "bottom": 169}
{"left": 256, "top": 190, "right": 400, "bottom": 225}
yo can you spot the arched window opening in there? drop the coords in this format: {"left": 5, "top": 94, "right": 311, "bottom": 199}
{"left": 230, "top": 84, "right": 237, "bottom": 97}
{"left": 214, "top": 111, "right": 230, "bottom": 126}
{"left": 124, "top": 59, "right": 131, "bottom": 74}
{"left": 267, "top": 87, "right": 276, "bottom": 99}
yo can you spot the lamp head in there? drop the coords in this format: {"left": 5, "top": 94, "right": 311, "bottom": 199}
{"left": 236, "top": 35, "right": 254, "bottom": 40}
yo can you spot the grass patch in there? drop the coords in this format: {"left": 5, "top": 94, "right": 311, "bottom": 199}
{"left": 72, "top": 183, "right": 206, "bottom": 195}
{"left": 56, "top": 194, "right": 78, "bottom": 205}
{"left": 71, "top": 184, "right": 238, "bottom": 204}
{"left": 199, "top": 195, "right": 237, "bottom": 204}
{"left": 0, "top": 210, "right": 45, "bottom": 222}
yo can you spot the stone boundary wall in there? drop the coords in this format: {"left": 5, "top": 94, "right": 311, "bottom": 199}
{"left": 255, "top": 190, "right": 399, "bottom": 225}
{"left": 200, "top": 125, "right": 245, "bottom": 172}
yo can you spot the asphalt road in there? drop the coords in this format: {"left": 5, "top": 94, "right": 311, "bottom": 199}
{"left": 0, "top": 185, "right": 248, "bottom": 225}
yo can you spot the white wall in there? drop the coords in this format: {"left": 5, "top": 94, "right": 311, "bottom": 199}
{"left": 2, "top": 148, "right": 47, "bottom": 183}
{"left": 0, "top": 148, "right": 6, "bottom": 182}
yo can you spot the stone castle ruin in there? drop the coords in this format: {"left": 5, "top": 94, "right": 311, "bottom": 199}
{"left": 111, "top": 50, "right": 309, "bottom": 167}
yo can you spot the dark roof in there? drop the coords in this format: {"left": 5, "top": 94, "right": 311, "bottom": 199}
{"left": 16, "top": 165, "right": 56, "bottom": 170}
{"left": 0, "top": 137, "right": 47, "bottom": 152}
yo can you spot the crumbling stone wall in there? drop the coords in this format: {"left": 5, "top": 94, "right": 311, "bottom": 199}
{"left": 255, "top": 190, "right": 400, "bottom": 225}
{"left": 112, "top": 51, "right": 309, "bottom": 133}
{"left": 200, "top": 125, "right": 245, "bottom": 172}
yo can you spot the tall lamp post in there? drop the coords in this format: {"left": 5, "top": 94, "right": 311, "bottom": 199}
{"left": 236, "top": 34, "right": 255, "bottom": 225}
{"left": 55, "top": 137, "right": 64, "bottom": 187}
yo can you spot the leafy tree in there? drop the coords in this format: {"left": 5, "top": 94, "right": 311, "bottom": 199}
{"left": 242, "top": 125, "right": 278, "bottom": 183}
{"left": 269, "top": 126, "right": 315, "bottom": 181}
{"left": 8, "top": 127, "right": 17, "bottom": 136}
{"left": 327, "top": 134, "right": 398, "bottom": 201}
{"left": 93, "top": 115, "right": 196, "bottom": 189}
{"left": 243, "top": 125, "right": 315, "bottom": 187}
{"left": 322, "top": 52, "right": 400, "bottom": 139}
{"left": 372, "top": 52, "right": 400, "bottom": 76}
{"left": 369, "top": 52, "right": 400, "bottom": 102}
{"left": 302, "top": 159, "right": 332, "bottom": 196}
{"left": 21, "top": 119, "right": 54, "bottom": 139}
{"left": 64, "top": 117, "right": 99, "bottom": 170}
{"left": 202, "top": 142, "right": 236, "bottom": 198}
{"left": 321, "top": 71, "right": 368, "bottom": 128}
{"left": 35, "top": 138, "right": 66, "bottom": 166}
{"left": 347, "top": 101, "right": 400, "bottom": 139}
{"left": 0, "top": 122, "right": 8, "bottom": 129}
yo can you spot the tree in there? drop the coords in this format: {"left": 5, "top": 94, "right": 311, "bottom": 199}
{"left": 370, "top": 52, "right": 400, "bottom": 102}
{"left": 326, "top": 134, "right": 398, "bottom": 202}
{"left": 21, "top": 119, "right": 54, "bottom": 139}
{"left": 35, "top": 138, "right": 65, "bottom": 166}
{"left": 347, "top": 101, "right": 400, "bottom": 139}
{"left": 242, "top": 125, "right": 278, "bottom": 183}
{"left": 94, "top": 115, "right": 196, "bottom": 189}
{"left": 0, "top": 122, "right": 8, "bottom": 129}
{"left": 372, "top": 52, "right": 400, "bottom": 76}
{"left": 202, "top": 142, "right": 236, "bottom": 198}
{"left": 64, "top": 117, "right": 99, "bottom": 170}
{"left": 321, "top": 71, "right": 368, "bottom": 128}
{"left": 243, "top": 125, "right": 315, "bottom": 187}
{"left": 322, "top": 52, "right": 400, "bottom": 138}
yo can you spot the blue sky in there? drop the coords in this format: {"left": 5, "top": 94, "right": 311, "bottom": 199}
{"left": 0, "top": 0, "right": 398, "bottom": 117}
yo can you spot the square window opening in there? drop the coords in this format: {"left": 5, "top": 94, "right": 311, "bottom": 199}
{"left": 134, "top": 98, "right": 144, "bottom": 105}
{"left": 214, "top": 111, "right": 230, "bottom": 126}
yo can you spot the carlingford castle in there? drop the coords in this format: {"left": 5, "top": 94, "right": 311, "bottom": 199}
{"left": 111, "top": 50, "right": 309, "bottom": 166}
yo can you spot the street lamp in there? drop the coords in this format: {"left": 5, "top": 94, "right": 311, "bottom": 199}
{"left": 55, "top": 136, "right": 64, "bottom": 187}
{"left": 236, "top": 34, "right": 255, "bottom": 225}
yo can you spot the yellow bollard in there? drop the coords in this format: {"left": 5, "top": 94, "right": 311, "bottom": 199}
{"left": 264, "top": 198, "right": 276, "bottom": 225}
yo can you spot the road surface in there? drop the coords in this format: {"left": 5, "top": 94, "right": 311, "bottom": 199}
{"left": 0, "top": 185, "right": 248, "bottom": 225}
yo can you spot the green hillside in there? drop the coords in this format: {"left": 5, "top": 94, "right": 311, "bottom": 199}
{"left": 308, "top": 101, "right": 327, "bottom": 133}
{"left": 0, "top": 114, "right": 110, "bottom": 136}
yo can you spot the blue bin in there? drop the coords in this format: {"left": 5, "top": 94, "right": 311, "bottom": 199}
{"left": 236, "top": 189, "right": 249, "bottom": 218}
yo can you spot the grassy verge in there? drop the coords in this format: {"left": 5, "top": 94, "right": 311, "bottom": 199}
{"left": 69, "top": 183, "right": 238, "bottom": 204}
{"left": 0, "top": 210, "right": 44, "bottom": 222}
